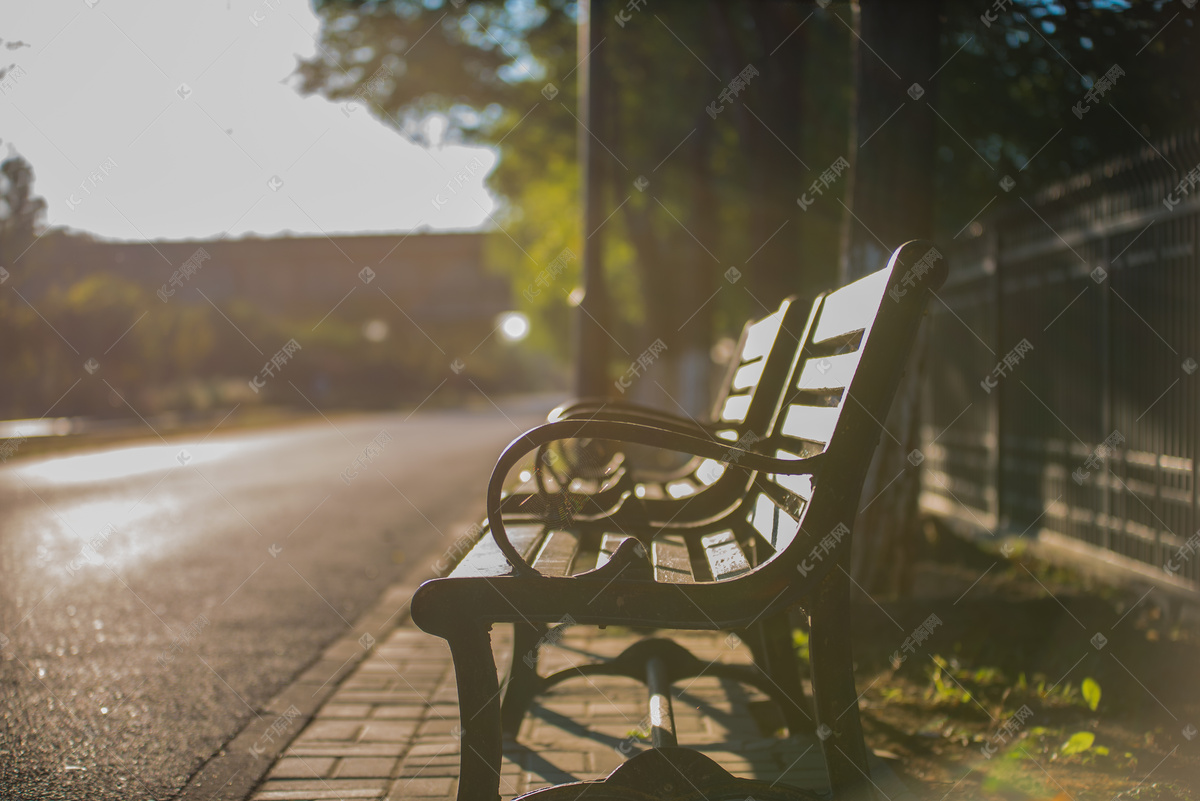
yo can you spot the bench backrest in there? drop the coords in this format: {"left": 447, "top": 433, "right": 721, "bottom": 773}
{"left": 736, "top": 241, "right": 946, "bottom": 580}
{"left": 708, "top": 298, "right": 807, "bottom": 438}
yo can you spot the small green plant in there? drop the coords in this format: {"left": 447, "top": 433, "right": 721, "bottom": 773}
{"left": 919, "top": 657, "right": 1104, "bottom": 718}
{"left": 792, "top": 628, "right": 810, "bottom": 663}
{"left": 927, "top": 656, "right": 973, "bottom": 705}
{"left": 1061, "top": 731, "right": 1095, "bottom": 755}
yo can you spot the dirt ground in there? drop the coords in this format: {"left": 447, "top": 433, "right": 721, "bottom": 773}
{"left": 843, "top": 524, "right": 1200, "bottom": 800}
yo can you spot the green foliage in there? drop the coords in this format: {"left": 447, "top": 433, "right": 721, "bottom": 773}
{"left": 980, "top": 748, "right": 1051, "bottom": 797}
{"left": 297, "top": 0, "right": 852, "bottom": 399}
{"left": 0, "top": 155, "right": 46, "bottom": 276}
{"left": 924, "top": 654, "right": 1100, "bottom": 713}
{"left": 0, "top": 151, "right": 550, "bottom": 420}
{"left": 792, "top": 628, "right": 810, "bottom": 664}
{"left": 1061, "top": 730, "right": 1095, "bottom": 755}
{"left": 935, "top": 1, "right": 1200, "bottom": 234}
{"left": 928, "top": 655, "right": 976, "bottom": 705}
{"left": 0, "top": 261, "right": 542, "bottom": 419}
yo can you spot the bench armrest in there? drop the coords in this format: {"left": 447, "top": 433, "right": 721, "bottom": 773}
{"left": 488, "top": 419, "right": 823, "bottom": 577}
{"left": 536, "top": 400, "right": 713, "bottom": 493}
{"left": 548, "top": 399, "right": 712, "bottom": 433}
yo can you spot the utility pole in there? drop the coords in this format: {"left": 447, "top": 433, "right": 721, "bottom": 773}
{"left": 574, "top": 0, "right": 610, "bottom": 397}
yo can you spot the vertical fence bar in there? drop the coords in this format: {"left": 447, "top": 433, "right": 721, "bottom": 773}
{"left": 1101, "top": 220, "right": 1113, "bottom": 553}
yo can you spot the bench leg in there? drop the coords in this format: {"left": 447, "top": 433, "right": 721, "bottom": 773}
{"left": 447, "top": 622, "right": 504, "bottom": 801}
{"left": 743, "top": 609, "right": 813, "bottom": 735}
{"left": 809, "top": 568, "right": 874, "bottom": 801}
{"left": 501, "top": 621, "right": 545, "bottom": 736}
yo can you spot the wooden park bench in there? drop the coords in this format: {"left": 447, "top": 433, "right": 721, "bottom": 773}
{"left": 412, "top": 240, "right": 947, "bottom": 801}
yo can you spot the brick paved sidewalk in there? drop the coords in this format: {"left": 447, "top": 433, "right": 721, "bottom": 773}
{"left": 247, "top": 585, "right": 915, "bottom": 801}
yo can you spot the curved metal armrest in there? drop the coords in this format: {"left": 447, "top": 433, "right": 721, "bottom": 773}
{"left": 549, "top": 399, "right": 713, "bottom": 434}
{"left": 535, "top": 401, "right": 713, "bottom": 493}
{"left": 488, "top": 419, "right": 823, "bottom": 577}
{"left": 550, "top": 409, "right": 712, "bottom": 439}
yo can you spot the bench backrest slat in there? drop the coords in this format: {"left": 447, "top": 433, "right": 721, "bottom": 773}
{"left": 711, "top": 300, "right": 801, "bottom": 433}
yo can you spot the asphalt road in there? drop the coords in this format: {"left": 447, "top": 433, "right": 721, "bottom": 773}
{"left": 0, "top": 398, "right": 554, "bottom": 800}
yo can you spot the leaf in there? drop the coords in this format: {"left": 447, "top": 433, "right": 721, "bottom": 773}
{"left": 1061, "top": 731, "right": 1095, "bottom": 755}
{"left": 1082, "top": 677, "right": 1101, "bottom": 711}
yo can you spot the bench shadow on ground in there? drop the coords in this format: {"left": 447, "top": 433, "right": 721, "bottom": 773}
{"left": 498, "top": 523, "right": 1199, "bottom": 800}
{"left": 497, "top": 630, "right": 833, "bottom": 799}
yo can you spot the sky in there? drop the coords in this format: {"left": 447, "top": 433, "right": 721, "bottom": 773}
{"left": 0, "top": 0, "right": 498, "bottom": 242}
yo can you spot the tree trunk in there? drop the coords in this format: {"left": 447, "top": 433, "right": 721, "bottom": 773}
{"left": 841, "top": 0, "right": 941, "bottom": 595}
{"left": 710, "top": 1, "right": 808, "bottom": 310}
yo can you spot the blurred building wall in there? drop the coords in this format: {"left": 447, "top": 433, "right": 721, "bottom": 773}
{"left": 24, "top": 230, "right": 510, "bottom": 323}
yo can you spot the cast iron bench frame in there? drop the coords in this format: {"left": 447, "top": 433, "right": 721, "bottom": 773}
{"left": 413, "top": 241, "right": 946, "bottom": 801}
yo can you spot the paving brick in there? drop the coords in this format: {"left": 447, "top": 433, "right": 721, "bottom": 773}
{"left": 266, "top": 756, "right": 336, "bottom": 779}
{"left": 336, "top": 691, "right": 440, "bottom": 704}
{"left": 336, "top": 757, "right": 399, "bottom": 778}
{"left": 254, "top": 777, "right": 387, "bottom": 799}
{"left": 288, "top": 743, "right": 405, "bottom": 758}
{"left": 397, "top": 761, "right": 459, "bottom": 778}
{"left": 319, "top": 703, "right": 374, "bottom": 718}
{"left": 405, "top": 753, "right": 461, "bottom": 768}
{"left": 295, "top": 719, "right": 362, "bottom": 742}
{"left": 255, "top": 791, "right": 382, "bottom": 801}
{"left": 370, "top": 704, "right": 426, "bottom": 719}
{"left": 405, "top": 741, "right": 460, "bottom": 758}
{"left": 526, "top": 750, "right": 588, "bottom": 774}
{"left": 359, "top": 720, "right": 420, "bottom": 742}
{"left": 251, "top": 613, "right": 838, "bottom": 801}
{"left": 387, "top": 776, "right": 455, "bottom": 798}
{"left": 590, "top": 748, "right": 627, "bottom": 775}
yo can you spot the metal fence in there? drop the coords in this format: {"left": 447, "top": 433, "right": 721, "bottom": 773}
{"left": 920, "top": 129, "right": 1200, "bottom": 596}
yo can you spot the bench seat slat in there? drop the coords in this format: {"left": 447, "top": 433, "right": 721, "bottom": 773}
{"left": 700, "top": 530, "right": 753, "bottom": 580}
{"left": 653, "top": 535, "right": 694, "bottom": 583}
{"left": 595, "top": 533, "right": 697, "bottom": 584}
{"left": 532, "top": 529, "right": 581, "bottom": 576}
{"left": 749, "top": 489, "right": 801, "bottom": 554}
{"left": 449, "top": 525, "right": 546, "bottom": 578}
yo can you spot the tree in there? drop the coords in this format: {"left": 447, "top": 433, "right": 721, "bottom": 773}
{"left": 0, "top": 153, "right": 48, "bottom": 418}
{"left": 296, "top": 0, "right": 1199, "bottom": 593}
{"left": 296, "top": 0, "right": 842, "bottom": 417}
{"left": 0, "top": 153, "right": 47, "bottom": 293}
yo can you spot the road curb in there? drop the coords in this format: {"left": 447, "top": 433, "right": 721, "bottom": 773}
{"left": 176, "top": 581, "right": 421, "bottom": 801}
